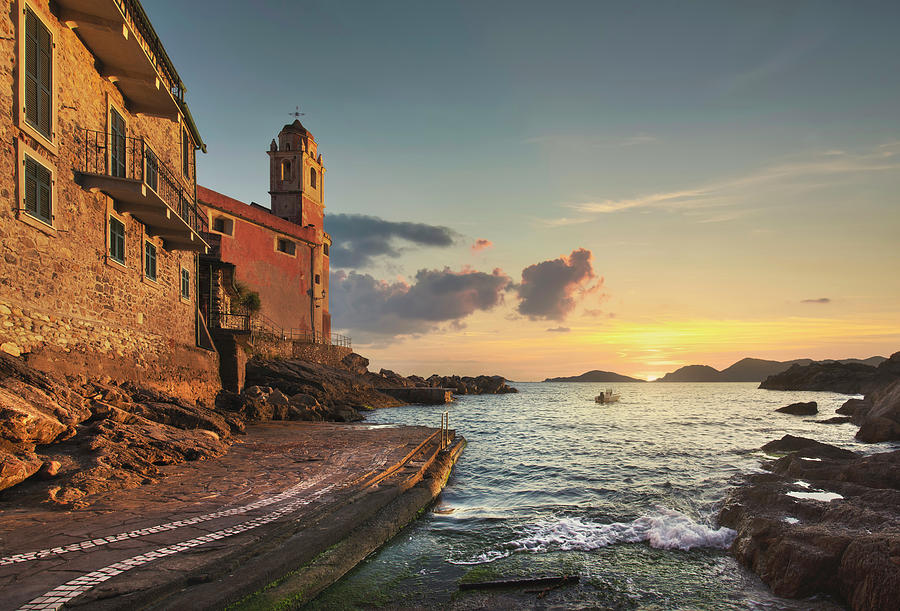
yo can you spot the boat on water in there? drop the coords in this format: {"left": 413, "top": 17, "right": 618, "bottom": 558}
{"left": 595, "top": 388, "right": 620, "bottom": 404}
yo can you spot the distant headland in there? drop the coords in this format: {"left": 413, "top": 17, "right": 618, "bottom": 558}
{"left": 543, "top": 370, "right": 645, "bottom": 383}
{"left": 546, "top": 356, "right": 887, "bottom": 383}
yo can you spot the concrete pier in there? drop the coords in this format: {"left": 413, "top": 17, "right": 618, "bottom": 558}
{"left": 0, "top": 421, "right": 464, "bottom": 610}
{"left": 380, "top": 386, "right": 455, "bottom": 404}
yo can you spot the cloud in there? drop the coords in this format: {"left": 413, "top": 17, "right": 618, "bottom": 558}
{"left": 716, "top": 30, "right": 827, "bottom": 94}
{"left": 326, "top": 214, "right": 457, "bottom": 268}
{"left": 521, "top": 132, "right": 658, "bottom": 148}
{"left": 801, "top": 298, "right": 831, "bottom": 304}
{"left": 471, "top": 239, "right": 493, "bottom": 252}
{"left": 572, "top": 188, "right": 712, "bottom": 214}
{"left": 546, "top": 326, "right": 571, "bottom": 333}
{"left": 330, "top": 267, "right": 512, "bottom": 341}
{"left": 546, "top": 144, "right": 900, "bottom": 224}
{"left": 620, "top": 133, "right": 658, "bottom": 147}
{"left": 516, "top": 249, "right": 603, "bottom": 321}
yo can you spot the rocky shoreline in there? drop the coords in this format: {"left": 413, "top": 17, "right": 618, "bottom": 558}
{"left": 720, "top": 352, "right": 900, "bottom": 610}
{"left": 0, "top": 350, "right": 514, "bottom": 509}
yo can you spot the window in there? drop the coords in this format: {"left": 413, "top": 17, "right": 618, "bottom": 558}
{"left": 110, "top": 108, "right": 126, "bottom": 178}
{"left": 310, "top": 168, "right": 317, "bottom": 189}
{"left": 24, "top": 6, "right": 52, "bottom": 140}
{"left": 181, "top": 127, "right": 191, "bottom": 178}
{"left": 276, "top": 238, "right": 296, "bottom": 256}
{"left": 145, "top": 146, "right": 158, "bottom": 192}
{"left": 315, "top": 274, "right": 321, "bottom": 284}
{"left": 281, "top": 160, "right": 291, "bottom": 181}
{"left": 144, "top": 241, "right": 157, "bottom": 281}
{"left": 212, "top": 216, "right": 233, "bottom": 236}
{"left": 181, "top": 268, "right": 190, "bottom": 300}
{"left": 109, "top": 216, "right": 126, "bottom": 264}
{"left": 23, "top": 154, "right": 52, "bottom": 225}
{"left": 323, "top": 243, "right": 329, "bottom": 256}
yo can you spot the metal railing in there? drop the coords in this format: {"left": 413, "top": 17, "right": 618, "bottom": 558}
{"left": 440, "top": 411, "right": 451, "bottom": 450}
{"left": 115, "top": 0, "right": 185, "bottom": 102}
{"left": 76, "top": 128, "right": 208, "bottom": 235}
{"left": 249, "top": 312, "right": 352, "bottom": 348}
{"left": 208, "top": 311, "right": 250, "bottom": 332}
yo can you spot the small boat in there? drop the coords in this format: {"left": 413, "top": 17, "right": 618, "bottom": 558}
{"left": 595, "top": 388, "right": 620, "bottom": 404}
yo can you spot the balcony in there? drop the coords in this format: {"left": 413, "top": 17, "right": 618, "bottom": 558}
{"left": 75, "top": 128, "right": 208, "bottom": 252}
{"left": 56, "top": 0, "right": 185, "bottom": 119}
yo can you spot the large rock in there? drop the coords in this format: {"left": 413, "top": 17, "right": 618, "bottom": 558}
{"left": 760, "top": 362, "right": 878, "bottom": 394}
{"left": 856, "top": 379, "right": 900, "bottom": 443}
{"left": 421, "top": 374, "right": 518, "bottom": 395}
{"left": 340, "top": 352, "right": 369, "bottom": 376}
{"left": 760, "top": 351, "right": 900, "bottom": 395}
{"left": 0, "top": 448, "right": 43, "bottom": 491}
{"left": 245, "top": 357, "right": 400, "bottom": 414}
{"left": 775, "top": 401, "right": 818, "bottom": 416}
{"left": 0, "top": 386, "right": 68, "bottom": 445}
{"left": 720, "top": 445, "right": 900, "bottom": 610}
{"left": 761, "top": 435, "right": 857, "bottom": 460}
{"left": 836, "top": 398, "right": 871, "bottom": 420}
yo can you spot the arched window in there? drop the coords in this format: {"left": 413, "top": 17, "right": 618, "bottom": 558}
{"left": 310, "top": 168, "right": 317, "bottom": 189}
{"left": 285, "top": 143, "right": 291, "bottom": 151}
{"left": 281, "top": 160, "right": 291, "bottom": 181}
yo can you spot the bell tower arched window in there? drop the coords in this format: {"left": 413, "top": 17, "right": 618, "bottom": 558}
{"left": 281, "top": 160, "right": 291, "bottom": 181}
{"left": 310, "top": 168, "right": 317, "bottom": 189}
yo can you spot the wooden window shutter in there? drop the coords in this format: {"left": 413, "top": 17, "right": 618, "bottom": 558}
{"left": 24, "top": 8, "right": 52, "bottom": 139}
{"left": 24, "top": 155, "right": 51, "bottom": 224}
{"left": 24, "top": 157, "right": 38, "bottom": 216}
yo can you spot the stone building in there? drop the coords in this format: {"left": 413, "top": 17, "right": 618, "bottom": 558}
{"left": 198, "top": 121, "right": 332, "bottom": 341}
{"left": 0, "top": 0, "right": 219, "bottom": 400}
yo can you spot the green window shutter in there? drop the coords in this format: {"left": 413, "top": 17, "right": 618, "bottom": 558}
{"left": 24, "top": 155, "right": 52, "bottom": 224}
{"left": 109, "top": 216, "right": 125, "bottom": 264}
{"left": 145, "top": 147, "right": 158, "bottom": 191}
{"left": 24, "top": 8, "right": 52, "bottom": 139}
{"left": 181, "top": 268, "right": 190, "bottom": 299}
{"left": 110, "top": 110, "right": 126, "bottom": 178}
{"left": 181, "top": 128, "right": 191, "bottom": 178}
{"left": 144, "top": 241, "right": 157, "bottom": 280}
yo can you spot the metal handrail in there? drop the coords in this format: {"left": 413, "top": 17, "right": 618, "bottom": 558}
{"left": 75, "top": 128, "right": 208, "bottom": 235}
{"left": 208, "top": 311, "right": 250, "bottom": 332}
{"left": 247, "top": 311, "right": 352, "bottom": 349}
{"left": 440, "top": 411, "right": 450, "bottom": 450}
{"left": 114, "top": 0, "right": 184, "bottom": 102}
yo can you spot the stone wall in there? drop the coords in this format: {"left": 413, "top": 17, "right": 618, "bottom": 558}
{"left": 0, "top": 1, "right": 217, "bottom": 398}
{"left": 0, "top": 299, "right": 220, "bottom": 403}
{"left": 291, "top": 342, "right": 352, "bottom": 367}
{"left": 244, "top": 334, "right": 352, "bottom": 369}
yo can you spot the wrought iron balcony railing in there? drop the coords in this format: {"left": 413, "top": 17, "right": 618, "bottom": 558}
{"left": 75, "top": 128, "right": 208, "bottom": 238}
{"left": 113, "top": 0, "right": 185, "bottom": 102}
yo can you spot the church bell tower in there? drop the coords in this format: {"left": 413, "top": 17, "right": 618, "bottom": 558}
{"left": 268, "top": 119, "right": 325, "bottom": 230}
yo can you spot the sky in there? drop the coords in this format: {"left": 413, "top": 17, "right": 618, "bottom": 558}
{"left": 148, "top": 1, "right": 900, "bottom": 380}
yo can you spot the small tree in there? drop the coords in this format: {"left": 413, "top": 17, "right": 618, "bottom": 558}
{"left": 233, "top": 280, "right": 262, "bottom": 314}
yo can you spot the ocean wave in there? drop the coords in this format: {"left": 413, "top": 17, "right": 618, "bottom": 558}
{"left": 449, "top": 508, "right": 736, "bottom": 564}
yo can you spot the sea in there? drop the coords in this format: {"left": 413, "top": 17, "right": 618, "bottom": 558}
{"left": 309, "top": 382, "right": 894, "bottom": 610}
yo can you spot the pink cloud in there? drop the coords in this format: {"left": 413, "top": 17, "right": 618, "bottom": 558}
{"left": 471, "top": 239, "right": 493, "bottom": 252}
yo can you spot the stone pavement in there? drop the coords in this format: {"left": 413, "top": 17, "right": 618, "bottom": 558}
{"left": 0, "top": 421, "right": 460, "bottom": 610}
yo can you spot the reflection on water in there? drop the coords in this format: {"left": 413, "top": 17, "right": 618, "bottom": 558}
{"left": 311, "top": 382, "right": 870, "bottom": 609}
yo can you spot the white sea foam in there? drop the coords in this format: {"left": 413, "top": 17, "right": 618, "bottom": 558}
{"left": 787, "top": 491, "right": 843, "bottom": 502}
{"left": 783, "top": 516, "right": 800, "bottom": 525}
{"left": 800, "top": 457, "right": 823, "bottom": 462}
{"left": 451, "top": 509, "right": 736, "bottom": 564}
{"left": 794, "top": 480, "right": 811, "bottom": 488}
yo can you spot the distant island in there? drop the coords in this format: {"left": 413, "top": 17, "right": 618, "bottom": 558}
{"left": 543, "top": 370, "right": 645, "bottom": 383}
{"left": 656, "top": 356, "right": 886, "bottom": 382}
{"left": 546, "top": 356, "right": 887, "bottom": 384}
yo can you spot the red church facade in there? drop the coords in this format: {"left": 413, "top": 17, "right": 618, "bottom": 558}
{"left": 197, "top": 121, "right": 331, "bottom": 341}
